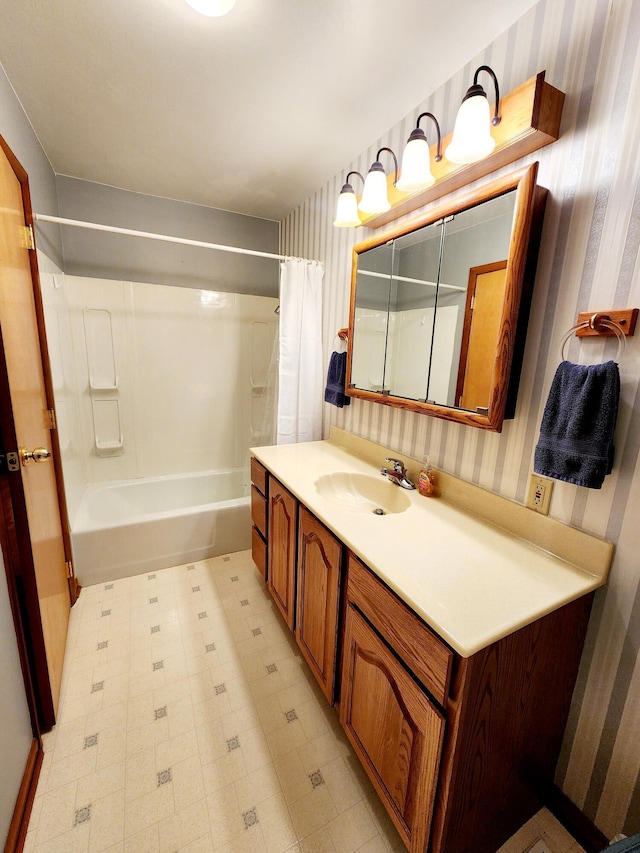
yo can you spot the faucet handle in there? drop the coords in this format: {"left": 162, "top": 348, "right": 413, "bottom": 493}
{"left": 385, "top": 457, "right": 405, "bottom": 473}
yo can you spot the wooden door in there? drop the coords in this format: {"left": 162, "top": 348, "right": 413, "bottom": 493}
{"left": 340, "top": 604, "right": 445, "bottom": 853}
{"left": 0, "top": 138, "right": 72, "bottom": 728}
{"left": 296, "top": 507, "right": 342, "bottom": 703}
{"left": 455, "top": 260, "right": 507, "bottom": 410}
{"left": 267, "top": 476, "right": 297, "bottom": 629}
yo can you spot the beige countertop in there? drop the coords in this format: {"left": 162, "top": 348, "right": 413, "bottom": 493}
{"left": 251, "top": 430, "right": 613, "bottom": 658}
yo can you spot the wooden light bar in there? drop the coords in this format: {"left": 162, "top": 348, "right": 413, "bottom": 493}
{"left": 359, "top": 71, "right": 564, "bottom": 229}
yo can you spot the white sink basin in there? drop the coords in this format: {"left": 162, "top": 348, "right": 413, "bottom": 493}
{"left": 314, "top": 472, "right": 411, "bottom": 515}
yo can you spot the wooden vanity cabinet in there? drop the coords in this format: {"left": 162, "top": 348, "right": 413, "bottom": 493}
{"left": 251, "top": 459, "right": 344, "bottom": 697}
{"left": 296, "top": 507, "right": 343, "bottom": 703}
{"left": 250, "top": 457, "right": 268, "bottom": 579}
{"left": 267, "top": 475, "right": 297, "bottom": 630}
{"left": 342, "top": 553, "right": 594, "bottom": 853}
{"left": 250, "top": 458, "right": 596, "bottom": 853}
{"left": 341, "top": 554, "right": 449, "bottom": 852}
{"left": 341, "top": 602, "right": 445, "bottom": 852}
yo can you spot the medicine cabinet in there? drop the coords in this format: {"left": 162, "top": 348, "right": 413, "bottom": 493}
{"left": 346, "top": 163, "right": 547, "bottom": 432}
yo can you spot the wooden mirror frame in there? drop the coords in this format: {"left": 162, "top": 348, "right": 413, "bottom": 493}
{"left": 346, "top": 162, "right": 547, "bottom": 432}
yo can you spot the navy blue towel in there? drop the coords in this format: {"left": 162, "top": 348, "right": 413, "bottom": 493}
{"left": 324, "top": 351, "right": 351, "bottom": 408}
{"left": 534, "top": 360, "right": 620, "bottom": 489}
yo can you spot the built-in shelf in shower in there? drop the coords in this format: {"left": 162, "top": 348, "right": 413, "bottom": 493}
{"left": 84, "top": 308, "right": 124, "bottom": 456}
{"left": 91, "top": 398, "right": 124, "bottom": 455}
{"left": 250, "top": 321, "right": 276, "bottom": 441}
{"left": 89, "top": 379, "right": 119, "bottom": 391}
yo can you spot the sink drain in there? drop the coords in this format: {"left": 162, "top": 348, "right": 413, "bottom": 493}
{"left": 373, "top": 507, "right": 386, "bottom": 516}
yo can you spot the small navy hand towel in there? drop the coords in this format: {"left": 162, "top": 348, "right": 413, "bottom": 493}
{"left": 534, "top": 359, "right": 620, "bottom": 489}
{"left": 324, "top": 351, "right": 351, "bottom": 408}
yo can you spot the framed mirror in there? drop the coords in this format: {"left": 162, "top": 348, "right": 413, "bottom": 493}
{"left": 346, "top": 163, "right": 547, "bottom": 432}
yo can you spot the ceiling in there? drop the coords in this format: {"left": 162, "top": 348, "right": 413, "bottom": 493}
{"left": 0, "top": 0, "right": 539, "bottom": 222}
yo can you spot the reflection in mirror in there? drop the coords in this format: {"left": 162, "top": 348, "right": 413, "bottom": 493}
{"left": 351, "top": 242, "right": 393, "bottom": 393}
{"left": 434, "top": 192, "right": 515, "bottom": 409}
{"left": 352, "top": 194, "right": 516, "bottom": 409}
{"left": 387, "top": 220, "right": 443, "bottom": 401}
{"left": 346, "top": 164, "right": 546, "bottom": 432}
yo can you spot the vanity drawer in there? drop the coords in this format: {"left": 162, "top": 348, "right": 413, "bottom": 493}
{"left": 251, "top": 526, "right": 267, "bottom": 579}
{"left": 251, "top": 457, "right": 268, "bottom": 497}
{"left": 346, "top": 553, "right": 453, "bottom": 706}
{"left": 251, "top": 485, "right": 267, "bottom": 537}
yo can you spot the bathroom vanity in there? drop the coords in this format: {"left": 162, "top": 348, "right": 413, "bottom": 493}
{"left": 250, "top": 429, "right": 613, "bottom": 853}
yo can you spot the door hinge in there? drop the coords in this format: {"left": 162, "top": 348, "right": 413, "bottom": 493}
{"left": 23, "top": 224, "right": 35, "bottom": 251}
{"left": 65, "top": 560, "right": 74, "bottom": 579}
{"left": 46, "top": 409, "right": 57, "bottom": 430}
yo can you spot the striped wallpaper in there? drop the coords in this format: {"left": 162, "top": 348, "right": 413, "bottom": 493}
{"left": 281, "top": 0, "right": 640, "bottom": 839}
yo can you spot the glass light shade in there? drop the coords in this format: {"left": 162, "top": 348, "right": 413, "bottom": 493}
{"left": 185, "top": 0, "right": 237, "bottom": 17}
{"left": 396, "top": 136, "right": 435, "bottom": 192}
{"left": 445, "top": 94, "right": 496, "bottom": 164}
{"left": 333, "top": 186, "right": 361, "bottom": 227}
{"left": 358, "top": 165, "right": 391, "bottom": 214}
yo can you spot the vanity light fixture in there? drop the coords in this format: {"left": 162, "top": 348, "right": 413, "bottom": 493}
{"left": 333, "top": 171, "right": 365, "bottom": 228}
{"left": 396, "top": 112, "right": 443, "bottom": 193}
{"left": 334, "top": 70, "right": 564, "bottom": 230}
{"left": 185, "top": 0, "right": 237, "bottom": 16}
{"left": 359, "top": 148, "right": 400, "bottom": 215}
{"left": 445, "top": 65, "right": 501, "bottom": 164}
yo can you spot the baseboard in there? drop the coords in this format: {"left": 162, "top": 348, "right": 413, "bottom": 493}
{"left": 4, "top": 738, "right": 43, "bottom": 853}
{"left": 542, "top": 783, "right": 609, "bottom": 853}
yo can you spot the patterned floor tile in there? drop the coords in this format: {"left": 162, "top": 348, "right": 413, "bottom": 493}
{"left": 27, "top": 551, "right": 581, "bottom": 853}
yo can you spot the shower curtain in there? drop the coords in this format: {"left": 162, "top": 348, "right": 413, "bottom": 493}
{"left": 277, "top": 258, "right": 324, "bottom": 445}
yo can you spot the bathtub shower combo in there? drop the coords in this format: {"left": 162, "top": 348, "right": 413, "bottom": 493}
{"left": 72, "top": 468, "right": 252, "bottom": 586}
{"left": 44, "top": 272, "right": 279, "bottom": 587}
{"left": 40, "top": 215, "right": 323, "bottom": 587}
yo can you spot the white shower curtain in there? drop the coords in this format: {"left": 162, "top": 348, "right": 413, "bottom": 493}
{"left": 277, "top": 258, "right": 324, "bottom": 445}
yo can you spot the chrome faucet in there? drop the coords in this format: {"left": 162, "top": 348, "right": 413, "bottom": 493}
{"left": 380, "top": 457, "right": 416, "bottom": 490}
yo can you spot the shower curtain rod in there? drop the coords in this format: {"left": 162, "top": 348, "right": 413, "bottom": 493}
{"left": 33, "top": 213, "right": 318, "bottom": 264}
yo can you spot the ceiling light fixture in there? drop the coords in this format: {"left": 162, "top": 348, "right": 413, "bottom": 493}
{"left": 396, "top": 112, "right": 442, "bottom": 193}
{"left": 333, "top": 172, "right": 365, "bottom": 228}
{"left": 185, "top": 0, "right": 237, "bottom": 17}
{"left": 445, "top": 65, "right": 501, "bottom": 164}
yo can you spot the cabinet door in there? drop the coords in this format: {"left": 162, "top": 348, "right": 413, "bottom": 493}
{"left": 296, "top": 507, "right": 343, "bottom": 703}
{"left": 340, "top": 604, "right": 445, "bottom": 853}
{"left": 267, "top": 477, "right": 297, "bottom": 630}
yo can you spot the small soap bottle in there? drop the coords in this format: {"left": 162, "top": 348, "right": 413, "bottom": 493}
{"left": 417, "top": 457, "right": 436, "bottom": 497}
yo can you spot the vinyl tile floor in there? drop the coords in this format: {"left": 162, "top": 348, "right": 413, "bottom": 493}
{"left": 25, "top": 549, "right": 587, "bottom": 853}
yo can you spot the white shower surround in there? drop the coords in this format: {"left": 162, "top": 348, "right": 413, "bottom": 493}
{"left": 44, "top": 273, "right": 278, "bottom": 516}
{"left": 40, "top": 267, "right": 278, "bottom": 583}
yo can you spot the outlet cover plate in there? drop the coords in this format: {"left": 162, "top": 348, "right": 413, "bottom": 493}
{"left": 526, "top": 474, "right": 554, "bottom": 515}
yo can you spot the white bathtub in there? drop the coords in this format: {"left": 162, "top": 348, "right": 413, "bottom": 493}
{"left": 71, "top": 468, "right": 252, "bottom": 585}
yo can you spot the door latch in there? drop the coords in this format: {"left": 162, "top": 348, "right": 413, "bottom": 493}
{"left": 0, "top": 452, "right": 20, "bottom": 473}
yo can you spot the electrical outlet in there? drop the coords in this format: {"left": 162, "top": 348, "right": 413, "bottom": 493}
{"left": 526, "top": 474, "right": 553, "bottom": 515}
